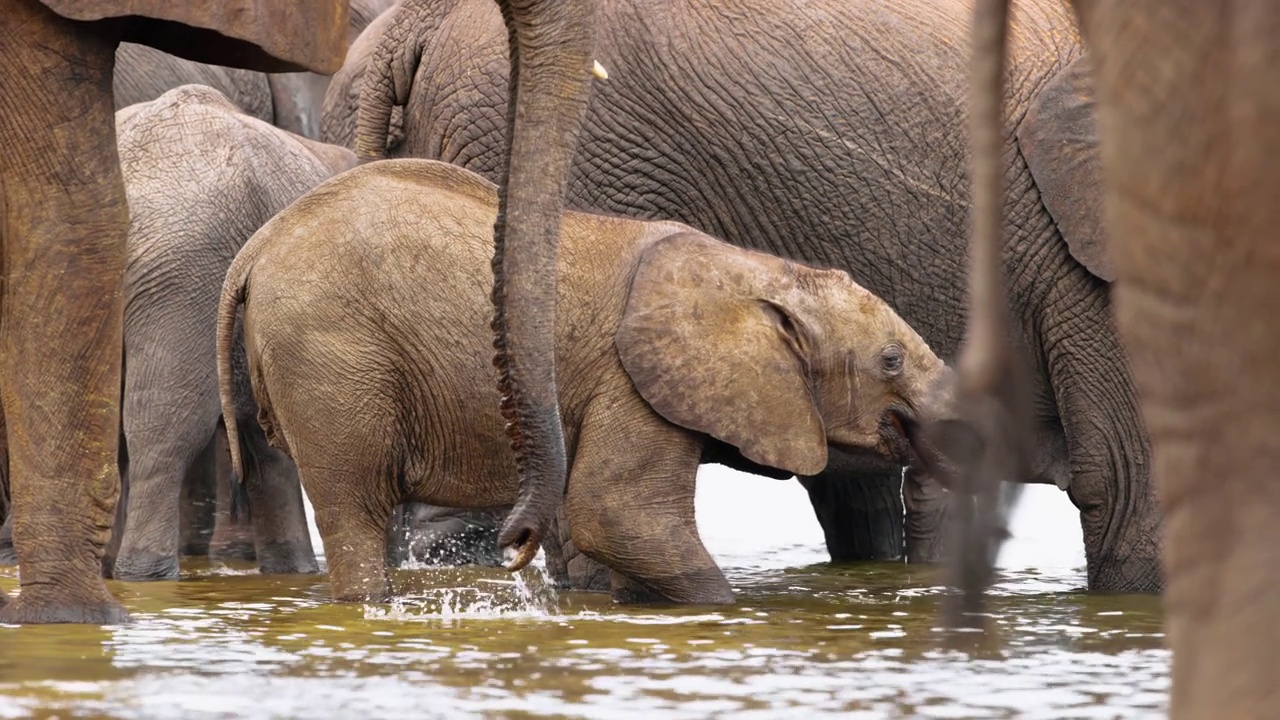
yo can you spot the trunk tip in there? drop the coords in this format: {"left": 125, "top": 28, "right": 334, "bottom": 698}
{"left": 502, "top": 537, "right": 540, "bottom": 573}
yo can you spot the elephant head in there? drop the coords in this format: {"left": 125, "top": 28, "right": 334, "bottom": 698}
{"left": 616, "top": 234, "right": 952, "bottom": 478}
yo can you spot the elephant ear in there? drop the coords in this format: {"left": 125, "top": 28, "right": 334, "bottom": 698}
{"left": 616, "top": 233, "right": 828, "bottom": 477}
{"left": 41, "top": 0, "right": 349, "bottom": 74}
{"left": 1016, "top": 54, "right": 1114, "bottom": 282}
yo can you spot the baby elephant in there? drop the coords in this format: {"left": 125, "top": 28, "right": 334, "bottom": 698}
{"left": 217, "top": 159, "right": 950, "bottom": 604}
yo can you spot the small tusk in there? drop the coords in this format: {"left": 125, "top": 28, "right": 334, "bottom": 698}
{"left": 592, "top": 60, "right": 609, "bottom": 80}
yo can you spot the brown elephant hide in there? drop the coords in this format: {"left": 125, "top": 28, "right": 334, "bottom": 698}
{"left": 42, "top": 0, "right": 350, "bottom": 73}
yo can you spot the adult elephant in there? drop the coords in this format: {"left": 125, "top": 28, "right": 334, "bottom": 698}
{"left": 958, "top": 0, "right": 1280, "bottom": 716}
{"left": 113, "top": 0, "right": 396, "bottom": 140}
{"left": 332, "top": 0, "right": 1150, "bottom": 589}
{"left": 0, "top": 0, "right": 350, "bottom": 624}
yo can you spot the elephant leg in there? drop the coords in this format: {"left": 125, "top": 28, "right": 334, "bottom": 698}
{"left": 235, "top": 414, "right": 318, "bottom": 575}
{"left": 566, "top": 399, "right": 732, "bottom": 605}
{"left": 178, "top": 434, "right": 217, "bottom": 557}
{"left": 114, "top": 342, "right": 221, "bottom": 580}
{"left": 1048, "top": 316, "right": 1162, "bottom": 592}
{"left": 0, "top": 513, "right": 14, "bottom": 566}
{"left": 0, "top": 0, "right": 128, "bottom": 624}
{"left": 903, "top": 468, "right": 950, "bottom": 564}
{"left": 798, "top": 468, "right": 904, "bottom": 563}
{"left": 306, "top": 475, "right": 389, "bottom": 602}
{"left": 1085, "top": 2, "right": 1280, "bottom": 714}
{"left": 208, "top": 428, "right": 256, "bottom": 561}
{"left": 541, "top": 506, "right": 610, "bottom": 592}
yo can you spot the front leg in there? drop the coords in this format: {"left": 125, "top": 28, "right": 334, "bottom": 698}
{"left": 0, "top": 2, "right": 128, "bottom": 623}
{"left": 566, "top": 394, "right": 732, "bottom": 605}
{"left": 541, "top": 506, "right": 610, "bottom": 592}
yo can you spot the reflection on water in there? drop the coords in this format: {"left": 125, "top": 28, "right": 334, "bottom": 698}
{"left": 0, "top": 471, "right": 1168, "bottom": 718}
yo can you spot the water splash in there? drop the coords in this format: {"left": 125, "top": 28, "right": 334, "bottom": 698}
{"left": 365, "top": 557, "right": 562, "bottom": 623}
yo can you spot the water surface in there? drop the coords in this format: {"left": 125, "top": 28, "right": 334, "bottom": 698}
{"left": 0, "top": 471, "right": 1168, "bottom": 718}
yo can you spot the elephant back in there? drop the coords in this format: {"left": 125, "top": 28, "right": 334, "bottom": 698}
{"left": 114, "top": 43, "right": 273, "bottom": 121}
{"left": 40, "top": 0, "right": 350, "bottom": 74}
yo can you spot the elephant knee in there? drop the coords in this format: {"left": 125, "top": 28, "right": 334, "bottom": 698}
{"left": 566, "top": 508, "right": 609, "bottom": 563}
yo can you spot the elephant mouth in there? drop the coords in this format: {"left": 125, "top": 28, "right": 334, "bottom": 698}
{"left": 825, "top": 407, "right": 947, "bottom": 478}
{"left": 884, "top": 407, "right": 949, "bottom": 478}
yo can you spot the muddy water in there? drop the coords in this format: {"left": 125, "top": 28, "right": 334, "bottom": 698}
{"left": 0, "top": 471, "right": 1167, "bottom": 719}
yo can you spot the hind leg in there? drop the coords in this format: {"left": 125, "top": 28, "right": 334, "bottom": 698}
{"left": 305, "top": 471, "right": 393, "bottom": 602}
{"left": 178, "top": 434, "right": 217, "bottom": 557}
{"left": 209, "top": 428, "right": 255, "bottom": 561}
{"left": 235, "top": 414, "right": 318, "bottom": 575}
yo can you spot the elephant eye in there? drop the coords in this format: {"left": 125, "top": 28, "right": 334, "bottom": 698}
{"left": 880, "top": 345, "right": 905, "bottom": 376}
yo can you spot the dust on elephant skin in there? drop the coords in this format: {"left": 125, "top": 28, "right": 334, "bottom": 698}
{"left": 217, "top": 159, "right": 952, "bottom": 605}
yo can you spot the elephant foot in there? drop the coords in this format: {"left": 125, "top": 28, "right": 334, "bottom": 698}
{"left": 610, "top": 567, "right": 735, "bottom": 605}
{"left": 209, "top": 530, "right": 257, "bottom": 562}
{"left": 0, "top": 587, "right": 129, "bottom": 625}
{"left": 1089, "top": 550, "right": 1164, "bottom": 594}
{"left": 110, "top": 551, "right": 180, "bottom": 582}
{"left": 255, "top": 542, "right": 320, "bottom": 575}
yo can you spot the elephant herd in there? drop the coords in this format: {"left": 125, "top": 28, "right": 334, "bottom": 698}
{"left": 328, "top": 0, "right": 1161, "bottom": 593}
{"left": 1, "top": 0, "right": 1278, "bottom": 716}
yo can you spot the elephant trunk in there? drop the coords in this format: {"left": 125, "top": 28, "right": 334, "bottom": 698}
{"left": 489, "top": 0, "right": 597, "bottom": 571}
{"left": 353, "top": 0, "right": 425, "bottom": 162}
{"left": 924, "top": 0, "right": 1041, "bottom": 629}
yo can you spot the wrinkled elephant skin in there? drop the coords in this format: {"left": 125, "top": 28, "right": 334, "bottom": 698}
{"left": 217, "top": 159, "right": 951, "bottom": 604}
{"left": 108, "top": 85, "right": 355, "bottom": 581}
{"left": 325, "top": 0, "right": 1158, "bottom": 592}
{"left": 112, "top": 0, "right": 394, "bottom": 141}
{"left": 0, "top": 0, "right": 347, "bottom": 624}
{"left": 1079, "top": 1, "right": 1280, "bottom": 716}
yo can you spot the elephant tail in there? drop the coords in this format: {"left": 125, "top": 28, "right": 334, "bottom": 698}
{"left": 353, "top": 0, "right": 433, "bottom": 163}
{"left": 215, "top": 237, "right": 257, "bottom": 491}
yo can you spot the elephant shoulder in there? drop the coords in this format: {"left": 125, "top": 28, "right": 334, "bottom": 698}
{"left": 1016, "top": 53, "right": 1113, "bottom": 282}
